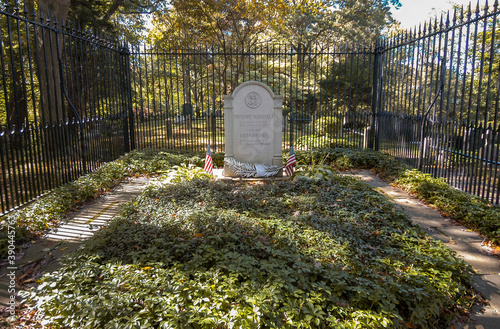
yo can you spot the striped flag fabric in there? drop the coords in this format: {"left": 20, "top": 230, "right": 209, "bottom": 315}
{"left": 204, "top": 143, "right": 213, "bottom": 175}
{"left": 285, "top": 146, "right": 296, "bottom": 177}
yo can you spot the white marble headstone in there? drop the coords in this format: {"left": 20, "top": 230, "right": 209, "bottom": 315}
{"left": 223, "top": 81, "right": 283, "bottom": 177}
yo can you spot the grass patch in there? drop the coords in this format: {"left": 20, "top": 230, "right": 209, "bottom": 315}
{"left": 23, "top": 176, "right": 475, "bottom": 328}
{"left": 295, "top": 135, "right": 358, "bottom": 150}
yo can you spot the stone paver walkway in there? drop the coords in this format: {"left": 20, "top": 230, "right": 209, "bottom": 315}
{"left": 0, "top": 176, "right": 149, "bottom": 326}
{"left": 343, "top": 170, "right": 500, "bottom": 329}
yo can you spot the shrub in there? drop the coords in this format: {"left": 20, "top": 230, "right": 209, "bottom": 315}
{"left": 0, "top": 149, "right": 224, "bottom": 260}
{"left": 314, "top": 116, "right": 341, "bottom": 136}
{"left": 294, "top": 163, "right": 337, "bottom": 181}
{"left": 291, "top": 148, "right": 407, "bottom": 181}
{"left": 290, "top": 148, "right": 499, "bottom": 245}
{"left": 0, "top": 161, "right": 130, "bottom": 259}
{"left": 296, "top": 135, "right": 331, "bottom": 149}
{"left": 330, "top": 138, "right": 358, "bottom": 149}
{"left": 168, "top": 164, "right": 213, "bottom": 183}
{"left": 295, "top": 136, "right": 357, "bottom": 150}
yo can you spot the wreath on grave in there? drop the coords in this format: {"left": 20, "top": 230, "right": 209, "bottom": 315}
{"left": 225, "top": 157, "right": 282, "bottom": 178}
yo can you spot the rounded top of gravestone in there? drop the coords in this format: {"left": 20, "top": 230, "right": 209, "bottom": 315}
{"left": 230, "top": 81, "right": 278, "bottom": 99}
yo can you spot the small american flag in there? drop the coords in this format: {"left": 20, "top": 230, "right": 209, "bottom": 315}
{"left": 285, "top": 146, "right": 296, "bottom": 177}
{"left": 204, "top": 143, "right": 213, "bottom": 175}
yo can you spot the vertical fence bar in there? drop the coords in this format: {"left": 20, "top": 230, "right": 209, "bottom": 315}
{"left": 120, "top": 45, "right": 133, "bottom": 152}
{"left": 371, "top": 41, "right": 383, "bottom": 150}
{"left": 0, "top": 129, "right": 9, "bottom": 212}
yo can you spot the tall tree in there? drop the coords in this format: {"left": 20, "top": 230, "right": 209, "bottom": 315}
{"left": 36, "top": 0, "right": 71, "bottom": 123}
{"left": 34, "top": 0, "right": 161, "bottom": 123}
{"left": 68, "top": 0, "right": 164, "bottom": 42}
{"left": 270, "top": 0, "right": 400, "bottom": 76}
{"left": 150, "top": 0, "right": 276, "bottom": 49}
{"left": 468, "top": 18, "right": 500, "bottom": 125}
{"left": 150, "top": 0, "right": 401, "bottom": 48}
{"left": 147, "top": 0, "right": 400, "bottom": 118}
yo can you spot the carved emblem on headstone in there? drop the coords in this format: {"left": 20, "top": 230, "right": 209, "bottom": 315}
{"left": 245, "top": 92, "right": 262, "bottom": 108}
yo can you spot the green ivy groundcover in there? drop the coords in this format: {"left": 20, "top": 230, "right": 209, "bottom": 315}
{"left": 22, "top": 173, "right": 476, "bottom": 328}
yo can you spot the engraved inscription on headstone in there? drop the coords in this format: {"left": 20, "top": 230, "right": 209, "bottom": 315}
{"left": 223, "top": 81, "right": 283, "bottom": 177}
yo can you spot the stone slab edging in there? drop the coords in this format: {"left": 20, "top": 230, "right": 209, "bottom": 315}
{"left": 0, "top": 176, "right": 150, "bottom": 326}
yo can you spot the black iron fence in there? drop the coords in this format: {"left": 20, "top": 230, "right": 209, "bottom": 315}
{"left": 1, "top": 1, "right": 499, "bottom": 214}
{"left": 377, "top": 2, "right": 500, "bottom": 204}
{"left": 0, "top": 1, "right": 132, "bottom": 214}
{"left": 129, "top": 44, "right": 374, "bottom": 152}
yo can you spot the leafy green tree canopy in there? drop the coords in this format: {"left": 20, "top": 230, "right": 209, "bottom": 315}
{"left": 67, "top": 0, "right": 164, "bottom": 42}
{"left": 148, "top": 0, "right": 402, "bottom": 48}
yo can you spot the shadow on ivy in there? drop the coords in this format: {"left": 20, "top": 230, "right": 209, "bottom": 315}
{"left": 44, "top": 178, "right": 477, "bottom": 327}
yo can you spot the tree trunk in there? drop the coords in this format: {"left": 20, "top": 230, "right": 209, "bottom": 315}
{"left": 36, "top": 0, "right": 70, "bottom": 123}
{"left": 7, "top": 69, "right": 28, "bottom": 128}
{"left": 296, "top": 43, "right": 305, "bottom": 80}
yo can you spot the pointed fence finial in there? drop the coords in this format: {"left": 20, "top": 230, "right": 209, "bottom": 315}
{"left": 467, "top": 2, "right": 473, "bottom": 18}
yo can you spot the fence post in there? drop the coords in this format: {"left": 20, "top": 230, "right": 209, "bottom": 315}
{"left": 120, "top": 43, "right": 135, "bottom": 152}
{"left": 370, "top": 41, "right": 384, "bottom": 151}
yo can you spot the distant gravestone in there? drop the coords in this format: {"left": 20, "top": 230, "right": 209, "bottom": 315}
{"left": 182, "top": 103, "right": 193, "bottom": 117}
{"left": 223, "top": 81, "right": 283, "bottom": 177}
{"left": 479, "top": 129, "right": 500, "bottom": 163}
{"left": 463, "top": 127, "right": 483, "bottom": 153}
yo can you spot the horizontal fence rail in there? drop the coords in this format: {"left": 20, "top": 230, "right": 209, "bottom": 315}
{"left": 0, "top": 0, "right": 499, "bottom": 215}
